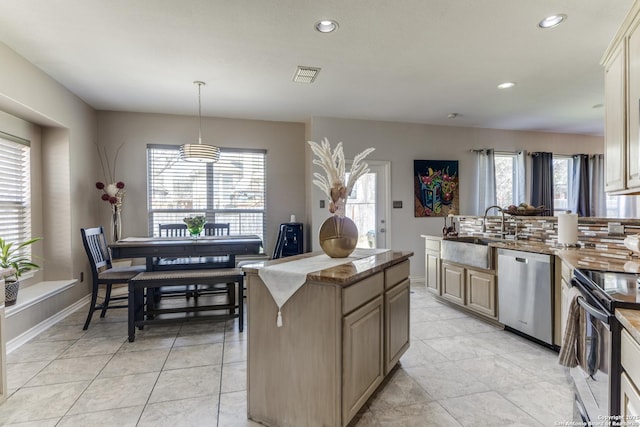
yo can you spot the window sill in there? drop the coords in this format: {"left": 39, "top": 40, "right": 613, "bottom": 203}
{"left": 5, "top": 280, "right": 77, "bottom": 317}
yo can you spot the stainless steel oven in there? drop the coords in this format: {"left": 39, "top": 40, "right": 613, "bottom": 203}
{"left": 570, "top": 268, "right": 638, "bottom": 424}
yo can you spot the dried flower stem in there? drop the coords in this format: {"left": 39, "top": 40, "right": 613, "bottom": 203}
{"left": 97, "top": 142, "right": 125, "bottom": 184}
{"left": 308, "top": 138, "right": 375, "bottom": 213}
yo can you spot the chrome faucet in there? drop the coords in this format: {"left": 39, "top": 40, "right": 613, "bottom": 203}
{"left": 482, "top": 205, "right": 505, "bottom": 238}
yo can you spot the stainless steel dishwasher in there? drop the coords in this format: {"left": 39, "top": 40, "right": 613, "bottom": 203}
{"left": 497, "top": 248, "right": 554, "bottom": 345}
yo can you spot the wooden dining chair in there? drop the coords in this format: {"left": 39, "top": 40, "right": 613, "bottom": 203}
{"left": 204, "top": 223, "right": 230, "bottom": 236}
{"left": 80, "top": 226, "right": 145, "bottom": 330}
{"left": 158, "top": 223, "right": 188, "bottom": 237}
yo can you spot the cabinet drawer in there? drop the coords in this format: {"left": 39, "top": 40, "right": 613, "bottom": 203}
{"left": 343, "top": 272, "right": 384, "bottom": 314}
{"left": 424, "top": 238, "right": 440, "bottom": 253}
{"left": 622, "top": 329, "right": 640, "bottom": 385}
{"left": 385, "top": 260, "right": 409, "bottom": 289}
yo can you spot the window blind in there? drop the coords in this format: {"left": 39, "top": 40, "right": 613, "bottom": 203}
{"left": 147, "top": 145, "right": 266, "bottom": 246}
{"left": 0, "top": 133, "right": 31, "bottom": 247}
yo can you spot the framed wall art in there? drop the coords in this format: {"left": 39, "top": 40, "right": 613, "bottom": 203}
{"left": 414, "top": 160, "right": 459, "bottom": 217}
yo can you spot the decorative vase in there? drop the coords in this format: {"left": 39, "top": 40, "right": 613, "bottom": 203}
{"left": 111, "top": 206, "right": 122, "bottom": 243}
{"left": 5, "top": 280, "right": 19, "bottom": 306}
{"left": 187, "top": 224, "right": 205, "bottom": 237}
{"left": 320, "top": 198, "right": 358, "bottom": 258}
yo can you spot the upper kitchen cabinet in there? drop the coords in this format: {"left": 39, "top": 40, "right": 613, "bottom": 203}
{"left": 604, "top": 1, "right": 640, "bottom": 194}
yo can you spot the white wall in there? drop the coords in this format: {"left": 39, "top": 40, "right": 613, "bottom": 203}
{"left": 96, "top": 111, "right": 306, "bottom": 256}
{"left": 308, "top": 116, "right": 604, "bottom": 277}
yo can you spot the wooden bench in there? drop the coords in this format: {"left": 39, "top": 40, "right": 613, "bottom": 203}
{"left": 128, "top": 268, "right": 244, "bottom": 342}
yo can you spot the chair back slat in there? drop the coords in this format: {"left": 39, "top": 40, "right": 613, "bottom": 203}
{"left": 159, "top": 223, "right": 188, "bottom": 237}
{"left": 204, "top": 223, "right": 230, "bottom": 236}
{"left": 81, "top": 227, "right": 112, "bottom": 273}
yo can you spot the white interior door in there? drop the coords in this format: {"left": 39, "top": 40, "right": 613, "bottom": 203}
{"left": 345, "top": 161, "right": 390, "bottom": 249}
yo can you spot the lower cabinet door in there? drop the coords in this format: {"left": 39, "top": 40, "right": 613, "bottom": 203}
{"left": 385, "top": 279, "right": 410, "bottom": 374}
{"left": 426, "top": 252, "right": 440, "bottom": 294}
{"left": 465, "top": 269, "right": 496, "bottom": 318}
{"left": 621, "top": 372, "right": 640, "bottom": 422}
{"left": 343, "top": 296, "right": 384, "bottom": 425}
{"left": 442, "top": 262, "right": 465, "bottom": 305}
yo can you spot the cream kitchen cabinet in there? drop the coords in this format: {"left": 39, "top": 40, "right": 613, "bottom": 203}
{"left": 466, "top": 269, "right": 497, "bottom": 319}
{"left": 422, "top": 235, "right": 441, "bottom": 294}
{"left": 343, "top": 295, "right": 384, "bottom": 422}
{"left": 441, "top": 260, "right": 497, "bottom": 319}
{"left": 620, "top": 328, "right": 640, "bottom": 420}
{"left": 603, "top": 1, "right": 640, "bottom": 193}
{"left": 442, "top": 261, "right": 465, "bottom": 305}
{"left": 384, "top": 278, "right": 410, "bottom": 373}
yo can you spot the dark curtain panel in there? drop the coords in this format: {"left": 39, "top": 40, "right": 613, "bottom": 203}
{"left": 570, "top": 154, "right": 590, "bottom": 216}
{"left": 531, "top": 152, "right": 554, "bottom": 216}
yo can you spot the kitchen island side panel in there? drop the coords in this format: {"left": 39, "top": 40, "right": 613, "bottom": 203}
{"left": 247, "top": 273, "right": 342, "bottom": 427}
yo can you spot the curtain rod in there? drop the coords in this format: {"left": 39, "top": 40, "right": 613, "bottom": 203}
{"left": 469, "top": 149, "right": 527, "bottom": 155}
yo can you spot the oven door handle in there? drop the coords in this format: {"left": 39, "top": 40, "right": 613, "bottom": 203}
{"left": 577, "top": 296, "right": 610, "bottom": 324}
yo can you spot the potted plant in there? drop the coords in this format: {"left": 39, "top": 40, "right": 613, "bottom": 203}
{"left": 0, "top": 237, "right": 41, "bottom": 306}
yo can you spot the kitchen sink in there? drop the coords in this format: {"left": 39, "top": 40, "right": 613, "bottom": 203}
{"left": 444, "top": 236, "right": 495, "bottom": 246}
{"left": 440, "top": 237, "right": 495, "bottom": 270}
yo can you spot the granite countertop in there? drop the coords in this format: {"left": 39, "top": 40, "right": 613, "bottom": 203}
{"left": 617, "top": 309, "right": 640, "bottom": 344}
{"left": 441, "top": 235, "right": 637, "bottom": 273}
{"left": 241, "top": 249, "right": 414, "bottom": 286}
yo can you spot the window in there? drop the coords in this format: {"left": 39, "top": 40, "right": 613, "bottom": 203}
{"left": 147, "top": 145, "right": 266, "bottom": 247}
{"left": 0, "top": 132, "right": 32, "bottom": 248}
{"left": 552, "top": 156, "right": 572, "bottom": 213}
{"left": 495, "top": 153, "right": 516, "bottom": 208}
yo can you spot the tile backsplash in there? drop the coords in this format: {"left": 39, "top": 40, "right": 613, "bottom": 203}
{"left": 456, "top": 215, "right": 640, "bottom": 257}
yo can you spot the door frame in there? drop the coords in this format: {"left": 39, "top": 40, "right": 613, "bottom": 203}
{"left": 368, "top": 160, "right": 391, "bottom": 249}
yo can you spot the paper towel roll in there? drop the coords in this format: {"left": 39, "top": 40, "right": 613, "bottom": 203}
{"left": 624, "top": 235, "right": 640, "bottom": 253}
{"left": 290, "top": 214, "right": 296, "bottom": 223}
{"left": 557, "top": 213, "right": 578, "bottom": 245}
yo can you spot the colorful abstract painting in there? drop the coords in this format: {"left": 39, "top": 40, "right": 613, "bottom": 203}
{"left": 414, "top": 160, "right": 459, "bottom": 217}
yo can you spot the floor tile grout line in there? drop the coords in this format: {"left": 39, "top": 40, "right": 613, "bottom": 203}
{"left": 133, "top": 325, "right": 179, "bottom": 426}
{"left": 216, "top": 320, "right": 231, "bottom": 427}
{"left": 53, "top": 333, "right": 126, "bottom": 424}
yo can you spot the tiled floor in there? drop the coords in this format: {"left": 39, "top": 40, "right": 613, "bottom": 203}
{"left": 0, "top": 283, "right": 574, "bottom": 426}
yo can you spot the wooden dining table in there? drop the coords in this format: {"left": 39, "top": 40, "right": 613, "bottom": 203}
{"left": 110, "top": 235, "right": 263, "bottom": 340}
{"left": 109, "top": 234, "right": 263, "bottom": 271}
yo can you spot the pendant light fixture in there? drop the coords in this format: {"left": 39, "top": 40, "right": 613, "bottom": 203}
{"left": 179, "top": 80, "right": 220, "bottom": 163}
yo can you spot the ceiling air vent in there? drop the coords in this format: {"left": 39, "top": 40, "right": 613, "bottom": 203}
{"left": 293, "top": 66, "right": 321, "bottom": 83}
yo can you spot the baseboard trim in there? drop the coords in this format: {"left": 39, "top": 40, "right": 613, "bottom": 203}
{"left": 6, "top": 295, "right": 89, "bottom": 354}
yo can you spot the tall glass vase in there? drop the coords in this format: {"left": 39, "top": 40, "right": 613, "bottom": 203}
{"left": 111, "top": 206, "right": 122, "bottom": 243}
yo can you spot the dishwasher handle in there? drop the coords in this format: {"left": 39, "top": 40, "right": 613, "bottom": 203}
{"left": 515, "top": 257, "right": 528, "bottom": 263}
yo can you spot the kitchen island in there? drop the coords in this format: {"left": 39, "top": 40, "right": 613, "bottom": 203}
{"left": 242, "top": 249, "right": 412, "bottom": 427}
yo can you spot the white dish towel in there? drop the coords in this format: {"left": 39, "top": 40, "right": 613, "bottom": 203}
{"left": 258, "top": 249, "right": 389, "bottom": 327}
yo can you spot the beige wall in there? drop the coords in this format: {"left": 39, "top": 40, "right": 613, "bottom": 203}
{"left": 96, "top": 111, "right": 306, "bottom": 256}
{"left": 0, "top": 41, "right": 95, "bottom": 302}
{"left": 0, "top": 39, "right": 612, "bottom": 294}
{"left": 308, "top": 116, "right": 605, "bottom": 277}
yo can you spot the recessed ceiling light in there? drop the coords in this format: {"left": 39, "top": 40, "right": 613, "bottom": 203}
{"left": 538, "top": 14, "right": 567, "bottom": 29}
{"left": 497, "top": 82, "right": 517, "bottom": 89}
{"left": 447, "top": 113, "right": 458, "bottom": 119}
{"left": 315, "top": 20, "right": 339, "bottom": 33}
